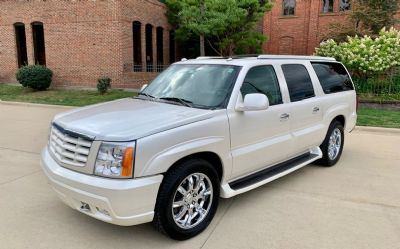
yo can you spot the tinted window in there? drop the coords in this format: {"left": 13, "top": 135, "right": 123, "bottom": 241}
{"left": 312, "top": 62, "right": 354, "bottom": 94}
{"left": 282, "top": 64, "right": 315, "bottom": 102}
{"left": 241, "top": 65, "right": 283, "bottom": 106}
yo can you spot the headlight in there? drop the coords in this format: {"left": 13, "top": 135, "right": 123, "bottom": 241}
{"left": 94, "top": 142, "right": 135, "bottom": 178}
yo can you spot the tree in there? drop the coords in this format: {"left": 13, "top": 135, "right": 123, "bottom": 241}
{"left": 165, "top": 0, "right": 272, "bottom": 56}
{"left": 351, "top": 0, "right": 399, "bottom": 35}
{"left": 322, "top": 0, "right": 399, "bottom": 42}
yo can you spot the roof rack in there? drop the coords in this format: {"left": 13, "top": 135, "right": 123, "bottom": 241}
{"left": 257, "top": 55, "right": 336, "bottom": 61}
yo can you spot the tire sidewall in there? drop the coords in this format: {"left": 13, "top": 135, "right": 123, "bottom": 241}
{"left": 157, "top": 159, "right": 220, "bottom": 240}
{"left": 323, "top": 121, "right": 345, "bottom": 166}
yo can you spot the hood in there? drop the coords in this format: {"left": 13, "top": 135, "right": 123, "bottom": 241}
{"left": 53, "top": 98, "right": 214, "bottom": 141}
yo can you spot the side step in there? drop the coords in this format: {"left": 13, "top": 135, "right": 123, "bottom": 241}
{"left": 221, "top": 147, "right": 322, "bottom": 198}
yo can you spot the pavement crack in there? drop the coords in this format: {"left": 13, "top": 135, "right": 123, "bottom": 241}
{"left": 200, "top": 198, "right": 235, "bottom": 249}
{"left": 0, "top": 170, "right": 41, "bottom": 186}
{"left": 0, "top": 146, "right": 40, "bottom": 155}
{"left": 278, "top": 187, "right": 400, "bottom": 210}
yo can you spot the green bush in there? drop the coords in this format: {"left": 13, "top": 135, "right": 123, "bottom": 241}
{"left": 97, "top": 77, "right": 112, "bottom": 94}
{"left": 315, "top": 27, "right": 400, "bottom": 77}
{"left": 16, "top": 65, "right": 53, "bottom": 90}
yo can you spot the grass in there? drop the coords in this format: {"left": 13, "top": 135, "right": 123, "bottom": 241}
{"left": 358, "top": 93, "right": 400, "bottom": 102}
{"left": 0, "top": 84, "right": 136, "bottom": 107}
{"left": 357, "top": 107, "right": 400, "bottom": 128}
{"left": 1, "top": 84, "right": 399, "bottom": 129}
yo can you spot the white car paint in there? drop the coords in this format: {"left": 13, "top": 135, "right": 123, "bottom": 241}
{"left": 41, "top": 55, "right": 357, "bottom": 226}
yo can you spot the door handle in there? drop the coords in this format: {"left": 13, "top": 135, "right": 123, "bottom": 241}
{"left": 280, "top": 113, "right": 290, "bottom": 121}
{"left": 313, "top": 107, "right": 320, "bottom": 113}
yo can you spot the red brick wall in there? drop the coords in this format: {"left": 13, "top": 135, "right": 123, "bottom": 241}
{"left": 0, "top": 0, "right": 398, "bottom": 88}
{"left": 119, "top": 0, "right": 171, "bottom": 88}
{"left": 263, "top": 0, "right": 351, "bottom": 55}
{"left": 0, "top": 0, "right": 169, "bottom": 88}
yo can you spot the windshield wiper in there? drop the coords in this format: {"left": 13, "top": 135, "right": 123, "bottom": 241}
{"left": 137, "top": 92, "right": 155, "bottom": 98}
{"left": 159, "top": 97, "right": 193, "bottom": 107}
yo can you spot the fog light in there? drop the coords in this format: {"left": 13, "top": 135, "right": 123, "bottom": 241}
{"left": 96, "top": 207, "right": 110, "bottom": 217}
{"left": 80, "top": 202, "right": 91, "bottom": 212}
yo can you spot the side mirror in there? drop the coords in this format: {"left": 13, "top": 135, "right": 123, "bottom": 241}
{"left": 236, "top": 93, "right": 269, "bottom": 112}
{"left": 140, "top": 84, "right": 148, "bottom": 92}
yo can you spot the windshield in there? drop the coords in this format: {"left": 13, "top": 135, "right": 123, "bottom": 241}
{"left": 141, "top": 64, "right": 241, "bottom": 109}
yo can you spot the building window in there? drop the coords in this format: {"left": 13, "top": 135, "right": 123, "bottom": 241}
{"left": 283, "top": 0, "right": 296, "bottom": 16}
{"left": 132, "top": 21, "right": 142, "bottom": 72}
{"left": 14, "top": 23, "right": 28, "bottom": 68}
{"left": 156, "top": 27, "right": 164, "bottom": 72}
{"left": 31, "top": 22, "right": 46, "bottom": 65}
{"left": 145, "top": 24, "right": 153, "bottom": 72}
{"left": 340, "top": 0, "right": 351, "bottom": 11}
{"left": 169, "top": 30, "right": 176, "bottom": 63}
{"left": 322, "top": 0, "right": 334, "bottom": 13}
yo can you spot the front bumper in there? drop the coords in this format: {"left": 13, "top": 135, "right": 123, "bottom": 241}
{"left": 40, "top": 147, "right": 163, "bottom": 226}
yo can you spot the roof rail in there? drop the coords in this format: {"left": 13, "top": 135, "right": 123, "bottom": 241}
{"left": 196, "top": 54, "right": 259, "bottom": 60}
{"left": 196, "top": 56, "right": 224, "bottom": 60}
{"left": 257, "top": 55, "right": 336, "bottom": 61}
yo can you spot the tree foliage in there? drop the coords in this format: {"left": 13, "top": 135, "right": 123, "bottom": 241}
{"left": 351, "top": 0, "right": 399, "bottom": 35}
{"left": 166, "top": 0, "right": 272, "bottom": 56}
{"left": 323, "top": 0, "right": 399, "bottom": 42}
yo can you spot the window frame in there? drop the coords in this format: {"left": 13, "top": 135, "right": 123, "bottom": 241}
{"left": 282, "top": 0, "right": 296, "bottom": 16}
{"left": 281, "top": 63, "right": 316, "bottom": 103}
{"left": 240, "top": 65, "right": 284, "bottom": 106}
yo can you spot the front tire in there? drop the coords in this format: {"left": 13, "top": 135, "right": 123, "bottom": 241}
{"left": 316, "top": 120, "right": 345, "bottom": 167}
{"left": 153, "top": 158, "right": 220, "bottom": 240}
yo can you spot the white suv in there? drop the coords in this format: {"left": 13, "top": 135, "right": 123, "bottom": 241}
{"left": 41, "top": 55, "right": 357, "bottom": 240}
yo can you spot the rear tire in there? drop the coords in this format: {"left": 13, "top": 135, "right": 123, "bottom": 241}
{"left": 153, "top": 158, "right": 220, "bottom": 240}
{"left": 316, "top": 120, "right": 344, "bottom": 167}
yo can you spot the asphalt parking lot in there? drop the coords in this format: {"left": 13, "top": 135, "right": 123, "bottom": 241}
{"left": 0, "top": 102, "right": 399, "bottom": 249}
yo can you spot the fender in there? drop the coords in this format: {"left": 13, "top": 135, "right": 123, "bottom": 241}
{"left": 137, "top": 136, "right": 232, "bottom": 182}
{"left": 323, "top": 102, "right": 348, "bottom": 132}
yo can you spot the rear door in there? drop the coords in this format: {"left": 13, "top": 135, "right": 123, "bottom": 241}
{"left": 280, "top": 63, "right": 325, "bottom": 154}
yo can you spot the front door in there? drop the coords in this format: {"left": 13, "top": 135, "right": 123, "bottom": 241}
{"left": 228, "top": 65, "right": 293, "bottom": 179}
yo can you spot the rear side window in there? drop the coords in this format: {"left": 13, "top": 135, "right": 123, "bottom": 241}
{"left": 281, "top": 64, "right": 315, "bottom": 102}
{"left": 241, "top": 65, "right": 283, "bottom": 106}
{"left": 312, "top": 62, "right": 354, "bottom": 94}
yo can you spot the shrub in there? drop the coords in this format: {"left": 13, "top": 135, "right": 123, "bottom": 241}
{"left": 16, "top": 65, "right": 53, "bottom": 90}
{"left": 97, "top": 77, "right": 112, "bottom": 94}
{"left": 315, "top": 27, "right": 400, "bottom": 77}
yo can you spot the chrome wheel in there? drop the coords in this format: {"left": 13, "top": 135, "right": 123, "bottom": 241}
{"left": 172, "top": 173, "right": 213, "bottom": 230}
{"left": 328, "top": 128, "right": 342, "bottom": 160}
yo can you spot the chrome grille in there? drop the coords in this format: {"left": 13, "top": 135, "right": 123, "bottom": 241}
{"left": 49, "top": 125, "right": 92, "bottom": 167}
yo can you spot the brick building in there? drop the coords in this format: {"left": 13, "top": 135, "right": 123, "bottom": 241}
{"left": 0, "top": 0, "right": 399, "bottom": 88}
{"left": 263, "top": 0, "right": 400, "bottom": 55}
{"left": 0, "top": 0, "right": 173, "bottom": 88}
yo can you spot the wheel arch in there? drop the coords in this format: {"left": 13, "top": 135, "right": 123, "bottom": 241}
{"left": 164, "top": 152, "right": 224, "bottom": 182}
{"left": 332, "top": 115, "right": 346, "bottom": 128}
